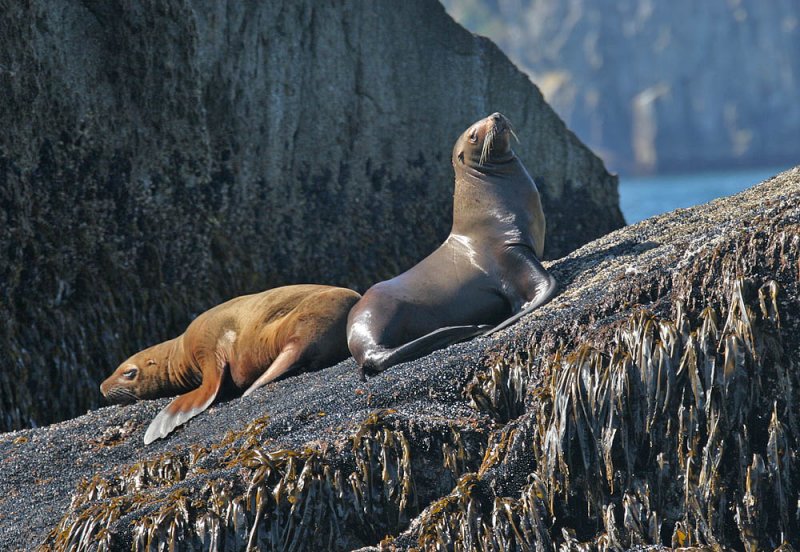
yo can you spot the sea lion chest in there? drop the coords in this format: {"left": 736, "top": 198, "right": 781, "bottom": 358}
{"left": 452, "top": 164, "right": 541, "bottom": 253}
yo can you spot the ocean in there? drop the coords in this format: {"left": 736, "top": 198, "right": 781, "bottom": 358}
{"left": 618, "top": 166, "right": 794, "bottom": 224}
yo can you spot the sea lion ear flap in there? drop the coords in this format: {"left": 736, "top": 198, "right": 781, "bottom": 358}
{"left": 143, "top": 382, "right": 220, "bottom": 444}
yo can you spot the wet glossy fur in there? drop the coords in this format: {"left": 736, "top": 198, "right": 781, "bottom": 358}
{"left": 347, "top": 113, "right": 557, "bottom": 377}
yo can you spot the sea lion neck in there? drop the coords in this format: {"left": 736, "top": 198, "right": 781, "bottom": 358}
{"left": 459, "top": 155, "right": 517, "bottom": 178}
{"left": 450, "top": 158, "right": 535, "bottom": 243}
{"left": 164, "top": 335, "right": 194, "bottom": 392}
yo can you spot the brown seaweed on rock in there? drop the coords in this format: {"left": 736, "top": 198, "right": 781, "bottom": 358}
{"left": 433, "top": 277, "right": 794, "bottom": 550}
{"left": 392, "top": 169, "right": 800, "bottom": 550}
{"left": 44, "top": 410, "right": 489, "bottom": 551}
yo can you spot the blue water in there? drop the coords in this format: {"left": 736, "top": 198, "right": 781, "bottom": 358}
{"left": 619, "top": 166, "right": 794, "bottom": 224}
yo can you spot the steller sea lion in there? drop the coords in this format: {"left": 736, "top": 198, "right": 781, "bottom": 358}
{"left": 347, "top": 112, "right": 557, "bottom": 378}
{"left": 100, "top": 284, "right": 361, "bottom": 444}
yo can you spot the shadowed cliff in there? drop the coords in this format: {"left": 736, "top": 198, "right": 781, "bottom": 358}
{"left": 0, "top": 0, "right": 622, "bottom": 432}
{"left": 0, "top": 167, "right": 795, "bottom": 550}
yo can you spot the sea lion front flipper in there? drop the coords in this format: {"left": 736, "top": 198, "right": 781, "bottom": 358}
{"left": 485, "top": 245, "right": 558, "bottom": 336}
{"left": 360, "top": 324, "right": 490, "bottom": 379}
{"left": 242, "top": 343, "right": 303, "bottom": 397}
{"left": 143, "top": 367, "right": 224, "bottom": 445}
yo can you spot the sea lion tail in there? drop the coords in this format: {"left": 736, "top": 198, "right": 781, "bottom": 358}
{"left": 143, "top": 382, "right": 221, "bottom": 445}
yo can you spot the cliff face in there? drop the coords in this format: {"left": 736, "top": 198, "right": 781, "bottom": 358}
{"left": 0, "top": 168, "right": 796, "bottom": 550}
{"left": 0, "top": 0, "right": 622, "bottom": 431}
{"left": 443, "top": 0, "right": 800, "bottom": 174}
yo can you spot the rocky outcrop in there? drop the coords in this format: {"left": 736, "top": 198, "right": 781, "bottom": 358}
{"left": 0, "top": 0, "right": 622, "bottom": 432}
{"left": 442, "top": 0, "right": 800, "bottom": 174}
{"left": 1, "top": 167, "right": 796, "bottom": 550}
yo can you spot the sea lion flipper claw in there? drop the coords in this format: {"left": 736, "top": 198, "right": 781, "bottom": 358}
{"left": 242, "top": 344, "right": 302, "bottom": 397}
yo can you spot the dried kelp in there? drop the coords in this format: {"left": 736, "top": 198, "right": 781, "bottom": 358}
{"left": 45, "top": 410, "right": 486, "bottom": 551}
{"left": 429, "top": 278, "right": 797, "bottom": 550}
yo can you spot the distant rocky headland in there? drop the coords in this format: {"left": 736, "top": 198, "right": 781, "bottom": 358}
{"left": 443, "top": 0, "right": 800, "bottom": 175}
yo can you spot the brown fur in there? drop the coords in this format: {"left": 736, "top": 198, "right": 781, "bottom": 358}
{"left": 100, "top": 284, "right": 361, "bottom": 443}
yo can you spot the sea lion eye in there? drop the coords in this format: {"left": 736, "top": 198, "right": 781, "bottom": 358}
{"left": 146, "top": 359, "right": 157, "bottom": 366}
{"left": 469, "top": 130, "right": 478, "bottom": 144}
{"left": 123, "top": 367, "right": 138, "bottom": 380}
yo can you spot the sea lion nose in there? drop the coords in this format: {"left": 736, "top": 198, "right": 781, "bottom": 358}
{"left": 490, "top": 112, "right": 507, "bottom": 131}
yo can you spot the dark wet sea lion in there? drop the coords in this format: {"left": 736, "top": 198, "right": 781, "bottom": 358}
{"left": 100, "top": 284, "right": 361, "bottom": 444}
{"left": 347, "top": 112, "right": 557, "bottom": 377}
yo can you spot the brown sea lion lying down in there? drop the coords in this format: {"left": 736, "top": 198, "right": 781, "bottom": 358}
{"left": 100, "top": 284, "right": 361, "bottom": 444}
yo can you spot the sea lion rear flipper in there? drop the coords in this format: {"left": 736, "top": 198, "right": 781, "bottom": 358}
{"left": 143, "top": 372, "right": 223, "bottom": 445}
{"left": 486, "top": 246, "right": 558, "bottom": 336}
{"left": 361, "top": 325, "right": 490, "bottom": 379}
{"left": 242, "top": 343, "right": 302, "bottom": 397}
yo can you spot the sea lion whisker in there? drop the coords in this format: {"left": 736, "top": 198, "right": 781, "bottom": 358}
{"left": 480, "top": 127, "right": 495, "bottom": 165}
{"left": 111, "top": 387, "right": 135, "bottom": 400}
{"left": 509, "top": 127, "right": 519, "bottom": 144}
{"left": 105, "top": 387, "right": 138, "bottom": 404}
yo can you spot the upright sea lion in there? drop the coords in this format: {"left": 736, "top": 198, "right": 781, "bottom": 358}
{"left": 347, "top": 112, "right": 557, "bottom": 377}
{"left": 100, "top": 284, "right": 361, "bottom": 444}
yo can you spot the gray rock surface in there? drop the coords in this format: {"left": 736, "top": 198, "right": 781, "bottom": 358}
{"left": 0, "top": 167, "right": 796, "bottom": 550}
{"left": 443, "top": 0, "right": 800, "bottom": 174}
{"left": 0, "top": 0, "right": 622, "bottom": 432}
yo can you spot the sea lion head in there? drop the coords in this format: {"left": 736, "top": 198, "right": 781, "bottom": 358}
{"left": 100, "top": 340, "right": 176, "bottom": 404}
{"left": 452, "top": 112, "right": 516, "bottom": 170}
